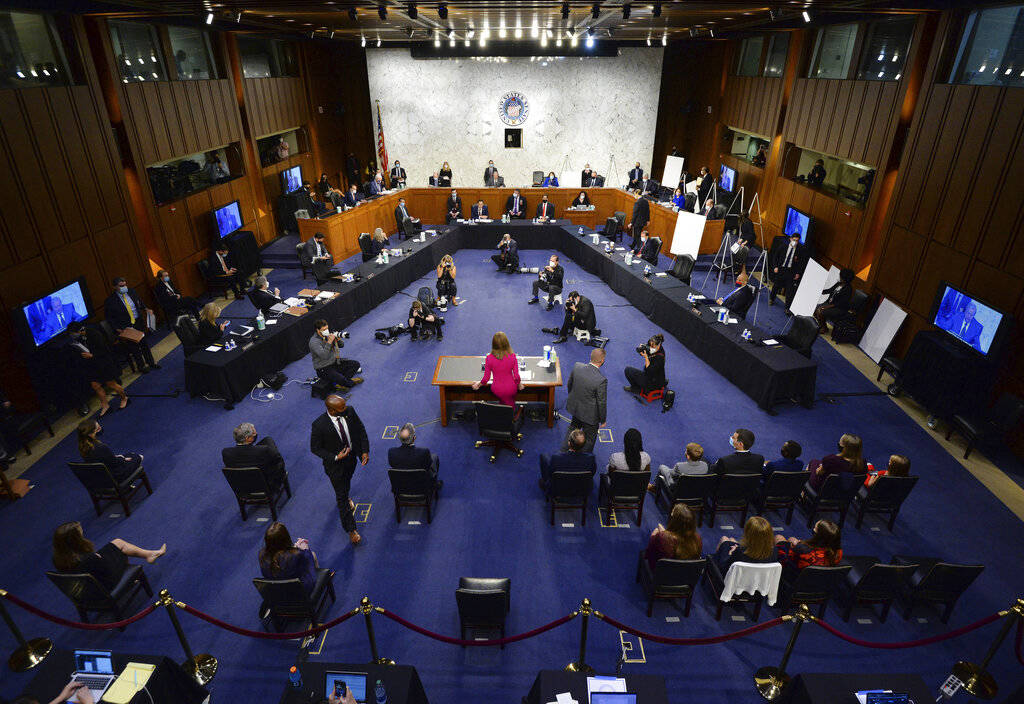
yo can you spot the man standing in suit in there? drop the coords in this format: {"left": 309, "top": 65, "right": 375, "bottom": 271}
{"left": 540, "top": 428, "right": 597, "bottom": 490}
{"left": 154, "top": 270, "right": 201, "bottom": 319}
{"left": 562, "top": 349, "right": 607, "bottom": 452}
{"left": 712, "top": 429, "right": 765, "bottom": 475}
{"left": 387, "top": 423, "right": 441, "bottom": 483}
{"left": 528, "top": 254, "right": 564, "bottom": 310}
{"left": 394, "top": 196, "right": 421, "bottom": 236}
{"left": 389, "top": 160, "right": 407, "bottom": 188}
{"left": 627, "top": 195, "right": 650, "bottom": 248}
{"left": 484, "top": 159, "right": 498, "bottom": 186}
{"left": 446, "top": 189, "right": 463, "bottom": 223}
{"left": 491, "top": 233, "right": 518, "bottom": 272}
{"left": 716, "top": 273, "right": 755, "bottom": 319}
{"left": 581, "top": 164, "right": 595, "bottom": 187}
{"left": 208, "top": 245, "right": 246, "bottom": 299}
{"left": 535, "top": 195, "right": 556, "bottom": 221}
{"left": 628, "top": 162, "right": 643, "bottom": 190}
{"left": 249, "top": 275, "right": 282, "bottom": 315}
{"left": 343, "top": 184, "right": 363, "bottom": 208}
{"left": 471, "top": 199, "right": 489, "bottom": 220}
{"left": 696, "top": 166, "right": 713, "bottom": 205}
{"left": 310, "top": 395, "right": 369, "bottom": 545}
{"left": 301, "top": 233, "right": 339, "bottom": 284}
{"left": 505, "top": 189, "right": 526, "bottom": 219}
{"left": 222, "top": 422, "right": 287, "bottom": 489}
{"left": 548, "top": 291, "right": 598, "bottom": 344}
{"left": 949, "top": 302, "right": 984, "bottom": 351}
{"left": 768, "top": 233, "right": 807, "bottom": 308}
{"left": 103, "top": 276, "right": 159, "bottom": 373}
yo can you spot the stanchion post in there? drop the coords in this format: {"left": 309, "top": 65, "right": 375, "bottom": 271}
{"left": 950, "top": 598, "right": 1024, "bottom": 700}
{"left": 754, "top": 603, "right": 812, "bottom": 701}
{"left": 159, "top": 590, "right": 217, "bottom": 686}
{"left": 0, "top": 590, "right": 52, "bottom": 672}
{"left": 565, "top": 598, "right": 596, "bottom": 675}
{"left": 361, "top": 597, "right": 395, "bottom": 666}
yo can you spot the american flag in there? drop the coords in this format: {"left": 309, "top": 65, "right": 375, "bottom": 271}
{"left": 376, "top": 100, "right": 388, "bottom": 180}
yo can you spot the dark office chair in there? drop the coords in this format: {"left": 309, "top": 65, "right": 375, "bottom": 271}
{"left": 0, "top": 401, "right": 54, "bottom": 457}
{"left": 296, "top": 242, "right": 312, "bottom": 279}
{"left": 704, "top": 557, "right": 782, "bottom": 621}
{"left": 455, "top": 577, "right": 511, "bottom": 648}
{"left": 636, "top": 553, "right": 705, "bottom": 617}
{"left": 546, "top": 470, "right": 593, "bottom": 526}
{"left": 598, "top": 470, "right": 649, "bottom": 524}
{"left": 387, "top": 468, "right": 440, "bottom": 523}
{"left": 68, "top": 461, "right": 152, "bottom": 517}
{"left": 174, "top": 316, "right": 202, "bottom": 356}
{"left": 841, "top": 289, "right": 870, "bottom": 323}
{"left": 613, "top": 210, "right": 627, "bottom": 241}
{"left": 707, "top": 473, "right": 761, "bottom": 527}
{"left": 399, "top": 216, "right": 417, "bottom": 240}
{"left": 98, "top": 320, "right": 138, "bottom": 374}
{"left": 781, "top": 315, "right": 819, "bottom": 358}
{"left": 754, "top": 471, "right": 812, "bottom": 524}
{"left": 532, "top": 170, "right": 544, "bottom": 186}
{"left": 196, "top": 259, "right": 231, "bottom": 299}
{"left": 778, "top": 565, "right": 851, "bottom": 618}
{"left": 800, "top": 473, "right": 867, "bottom": 528}
{"left": 852, "top": 475, "right": 918, "bottom": 531}
{"left": 473, "top": 401, "right": 524, "bottom": 462}
{"left": 358, "top": 233, "right": 376, "bottom": 262}
{"left": 46, "top": 567, "right": 152, "bottom": 627}
{"left": 252, "top": 570, "right": 336, "bottom": 633}
{"left": 221, "top": 466, "right": 291, "bottom": 521}
{"left": 670, "top": 255, "right": 695, "bottom": 284}
{"left": 643, "top": 237, "right": 662, "bottom": 266}
{"left": 890, "top": 555, "right": 984, "bottom": 624}
{"left": 945, "top": 392, "right": 1024, "bottom": 460}
{"left": 655, "top": 472, "right": 717, "bottom": 526}
{"left": 840, "top": 556, "right": 917, "bottom": 622}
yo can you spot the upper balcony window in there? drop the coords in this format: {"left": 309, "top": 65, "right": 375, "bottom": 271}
{"left": 949, "top": 4, "right": 1024, "bottom": 87}
{"left": 736, "top": 36, "right": 764, "bottom": 76}
{"left": 237, "top": 36, "right": 299, "bottom": 78}
{"left": 168, "top": 26, "right": 217, "bottom": 80}
{"left": 809, "top": 23, "right": 858, "bottom": 79}
{"left": 110, "top": 20, "right": 167, "bottom": 83}
{"left": 763, "top": 34, "right": 790, "bottom": 76}
{"left": 0, "top": 11, "right": 73, "bottom": 89}
{"left": 856, "top": 18, "right": 914, "bottom": 81}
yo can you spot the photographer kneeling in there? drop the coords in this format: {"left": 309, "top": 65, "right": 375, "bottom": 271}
{"left": 436, "top": 254, "right": 458, "bottom": 306}
{"left": 409, "top": 300, "right": 443, "bottom": 341}
{"left": 625, "top": 334, "right": 666, "bottom": 394}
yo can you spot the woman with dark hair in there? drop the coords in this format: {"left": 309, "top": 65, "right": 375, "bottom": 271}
{"left": 714, "top": 516, "right": 777, "bottom": 572}
{"left": 408, "top": 299, "right": 442, "bottom": 341}
{"left": 814, "top": 268, "right": 856, "bottom": 328}
{"left": 571, "top": 191, "right": 591, "bottom": 208}
{"left": 624, "top": 334, "right": 666, "bottom": 394}
{"left": 542, "top": 171, "right": 559, "bottom": 187}
{"left": 645, "top": 503, "right": 703, "bottom": 570}
{"left": 317, "top": 173, "right": 343, "bottom": 207}
{"left": 671, "top": 187, "right": 685, "bottom": 209}
{"left": 76, "top": 419, "right": 142, "bottom": 481}
{"left": 608, "top": 428, "right": 651, "bottom": 476}
{"left": 66, "top": 321, "right": 128, "bottom": 417}
{"left": 775, "top": 520, "right": 842, "bottom": 580}
{"left": 258, "top": 521, "right": 318, "bottom": 594}
{"left": 472, "top": 331, "right": 523, "bottom": 407}
{"left": 807, "top": 433, "right": 866, "bottom": 491}
{"left": 52, "top": 521, "right": 165, "bottom": 591}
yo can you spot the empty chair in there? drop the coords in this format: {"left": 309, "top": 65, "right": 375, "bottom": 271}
{"left": 222, "top": 466, "right": 291, "bottom": 521}
{"left": 532, "top": 170, "right": 544, "bottom": 186}
{"left": 754, "top": 471, "right": 811, "bottom": 524}
{"left": 781, "top": 316, "right": 819, "bottom": 358}
{"left": 455, "top": 577, "right": 511, "bottom": 648}
{"left": 636, "top": 553, "right": 705, "bottom": 617}
{"left": 613, "top": 211, "right": 627, "bottom": 240}
{"left": 0, "top": 401, "right": 53, "bottom": 456}
{"left": 841, "top": 289, "right": 870, "bottom": 323}
{"left": 398, "top": 217, "right": 416, "bottom": 240}
{"left": 295, "top": 242, "right": 312, "bottom": 278}
{"left": 598, "top": 470, "right": 649, "bottom": 524}
{"left": 778, "top": 565, "right": 851, "bottom": 618}
{"left": 643, "top": 237, "right": 662, "bottom": 265}
{"left": 253, "top": 570, "right": 336, "bottom": 633}
{"left": 546, "top": 470, "right": 593, "bottom": 525}
{"left": 853, "top": 475, "right": 919, "bottom": 531}
{"left": 800, "top": 473, "right": 866, "bottom": 528}
{"left": 46, "top": 567, "right": 152, "bottom": 627}
{"left": 945, "top": 392, "right": 1024, "bottom": 460}
{"left": 840, "top": 555, "right": 917, "bottom": 622}
{"left": 358, "top": 233, "right": 375, "bottom": 262}
{"left": 602, "top": 216, "right": 621, "bottom": 238}
{"left": 708, "top": 473, "right": 762, "bottom": 527}
{"left": 68, "top": 461, "right": 152, "bottom": 517}
{"left": 655, "top": 472, "right": 717, "bottom": 525}
{"left": 670, "top": 255, "right": 695, "bottom": 284}
{"left": 876, "top": 353, "right": 904, "bottom": 390}
{"left": 704, "top": 558, "right": 782, "bottom": 621}
{"left": 473, "top": 401, "right": 524, "bottom": 462}
{"left": 891, "top": 555, "right": 984, "bottom": 623}
{"left": 387, "top": 468, "right": 440, "bottom": 523}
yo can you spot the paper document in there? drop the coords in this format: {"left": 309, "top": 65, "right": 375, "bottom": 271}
{"left": 520, "top": 370, "right": 533, "bottom": 381}
{"left": 762, "top": 338, "right": 779, "bottom": 346}
{"left": 266, "top": 319, "right": 278, "bottom": 325}
{"left": 205, "top": 345, "right": 221, "bottom": 352}
{"left": 284, "top": 297, "right": 302, "bottom": 306}
{"left": 654, "top": 272, "right": 668, "bottom": 277}
{"left": 587, "top": 676, "right": 627, "bottom": 701}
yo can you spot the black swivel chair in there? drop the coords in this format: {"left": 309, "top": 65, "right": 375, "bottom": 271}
{"left": 296, "top": 242, "right": 312, "bottom": 279}
{"left": 546, "top": 471, "right": 593, "bottom": 525}
{"left": 707, "top": 473, "right": 761, "bottom": 527}
{"left": 781, "top": 315, "right": 819, "bottom": 358}
{"left": 852, "top": 475, "right": 918, "bottom": 531}
{"left": 68, "top": 461, "right": 152, "bottom": 517}
{"left": 800, "top": 473, "right": 867, "bottom": 528}
{"left": 670, "top": 255, "right": 695, "bottom": 284}
{"left": 945, "top": 392, "right": 1024, "bottom": 460}
{"left": 455, "top": 577, "right": 511, "bottom": 648}
{"left": 358, "top": 233, "right": 376, "bottom": 262}
{"left": 473, "top": 401, "right": 524, "bottom": 462}
{"left": 46, "top": 568, "right": 153, "bottom": 628}
{"left": 643, "top": 237, "right": 662, "bottom": 266}
{"left": 613, "top": 211, "right": 627, "bottom": 241}
{"left": 636, "top": 553, "right": 705, "bottom": 617}
{"left": 840, "top": 556, "right": 917, "bottom": 622}
{"left": 754, "top": 471, "right": 812, "bottom": 524}
{"left": 655, "top": 472, "right": 717, "bottom": 526}
{"left": 221, "top": 466, "right": 291, "bottom": 521}
{"left": 778, "top": 565, "right": 851, "bottom": 618}
{"left": 598, "top": 470, "right": 649, "bottom": 524}
{"left": 196, "top": 259, "right": 231, "bottom": 299}
{"left": 890, "top": 555, "right": 984, "bottom": 624}
{"left": 252, "top": 570, "right": 336, "bottom": 633}
{"left": 98, "top": 320, "right": 138, "bottom": 374}
{"left": 387, "top": 468, "right": 440, "bottom": 523}
{"left": 532, "top": 170, "right": 545, "bottom": 186}
{"left": 174, "top": 316, "right": 202, "bottom": 356}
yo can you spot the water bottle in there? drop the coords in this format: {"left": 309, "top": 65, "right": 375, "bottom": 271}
{"left": 578, "top": 226, "right": 584, "bottom": 235}
{"left": 383, "top": 250, "right": 389, "bottom": 264}
{"left": 288, "top": 666, "right": 302, "bottom": 689}
{"left": 374, "top": 678, "right": 387, "bottom": 704}
{"left": 255, "top": 310, "right": 265, "bottom": 331}
{"left": 644, "top": 264, "right": 651, "bottom": 276}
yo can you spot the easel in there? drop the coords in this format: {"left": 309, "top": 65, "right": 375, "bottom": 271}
{"left": 742, "top": 191, "right": 771, "bottom": 326}
{"left": 557, "top": 154, "right": 571, "bottom": 180}
{"left": 607, "top": 154, "right": 621, "bottom": 189}
{"left": 701, "top": 182, "right": 732, "bottom": 300}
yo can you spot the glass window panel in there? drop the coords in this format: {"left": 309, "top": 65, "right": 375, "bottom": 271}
{"left": 276, "top": 40, "right": 299, "bottom": 77}
{"left": 763, "top": 33, "right": 790, "bottom": 76}
{"left": 110, "top": 20, "right": 166, "bottom": 83}
{"left": 949, "top": 5, "right": 1024, "bottom": 87}
{"left": 857, "top": 18, "right": 914, "bottom": 80}
{"left": 0, "top": 11, "right": 71, "bottom": 89}
{"left": 168, "top": 26, "right": 216, "bottom": 80}
{"left": 237, "top": 35, "right": 277, "bottom": 77}
{"left": 809, "top": 23, "right": 858, "bottom": 79}
{"left": 736, "top": 36, "right": 764, "bottom": 76}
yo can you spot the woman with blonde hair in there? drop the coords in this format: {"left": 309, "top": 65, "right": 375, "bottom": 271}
{"left": 472, "top": 331, "right": 523, "bottom": 407}
{"left": 436, "top": 254, "right": 458, "bottom": 305}
{"left": 714, "top": 516, "right": 777, "bottom": 572}
{"left": 197, "top": 302, "right": 226, "bottom": 344}
{"left": 371, "top": 227, "right": 389, "bottom": 256}
{"left": 52, "top": 521, "right": 165, "bottom": 591}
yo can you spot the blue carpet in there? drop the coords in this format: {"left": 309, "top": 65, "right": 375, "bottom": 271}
{"left": 2, "top": 237, "right": 1023, "bottom": 703}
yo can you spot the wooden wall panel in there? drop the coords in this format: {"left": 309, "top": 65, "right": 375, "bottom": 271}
{"left": 874, "top": 225, "right": 925, "bottom": 303}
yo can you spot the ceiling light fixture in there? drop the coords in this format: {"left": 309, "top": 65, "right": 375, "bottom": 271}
{"left": 205, "top": 11, "right": 213, "bottom": 24}
{"left": 802, "top": 11, "right": 810, "bottom": 22}
{"left": 449, "top": 35, "right": 455, "bottom": 47}
{"left": 556, "top": 36, "right": 562, "bottom": 47}
{"left": 661, "top": 31, "right": 667, "bottom": 45}
{"left": 479, "top": 33, "right": 486, "bottom": 47}
{"left": 586, "top": 34, "right": 595, "bottom": 48}
{"left": 464, "top": 37, "right": 470, "bottom": 46}
{"left": 330, "top": 30, "right": 335, "bottom": 38}
{"left": 531, "top": 24, "right": 538, "bottom": 39}
{"left": 361, "top": 34, "right": 366, "bottom": 46}
{"left": 570, "top": 32, "right": 578, "bottom": 47}
{"left": 376, "top": 35, "right": 382, "bottom": 47}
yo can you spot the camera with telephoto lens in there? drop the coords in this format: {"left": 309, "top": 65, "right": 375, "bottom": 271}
{"left": 635, "top": 343, "right": 651, "bottom": 355}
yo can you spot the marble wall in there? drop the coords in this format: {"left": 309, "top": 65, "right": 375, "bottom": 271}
{"left": 365, "top": 48, "right": 664, "bottom": 188}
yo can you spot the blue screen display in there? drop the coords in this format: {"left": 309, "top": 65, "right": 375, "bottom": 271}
{"left": 933, "top": 285, "right": 1003, "bottom": 355}
{"left": 282, "top": 165, "right": 302, "bottom": 193}
{"left": 325, "top": 672, "right": 366, "bottom": 702}
{"left": 783, "top": 206, "right": 811, "bottom": 244}
{"left": 213, "top": 201, "right": 242, "bottom": 238}
{"left": 719, "top": 164, "right": 736, "bottom": 191}
{"left": 23, "top": 281, "right": 89, "bottom": 347}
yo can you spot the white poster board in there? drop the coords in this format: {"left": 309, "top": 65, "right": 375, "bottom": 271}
{"left": 817, "top": 266, "right": 841, "bottom": 304}
{"left": 560, "top": 169, "right": 582, "bottom": 189}
{"left": 662, "top": 155, "right": 685, "bottom": 192}
{"left": 669, "top": 210, "right": 706, "bottom": 259}
{"left": 789, "top": 259, "right": 829, "bottom": 318}
{"left": 858, "top": 298, "right": 907, "bottom": 364}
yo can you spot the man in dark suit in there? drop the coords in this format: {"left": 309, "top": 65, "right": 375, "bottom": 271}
{"left": 394, "top": 196, "right": 421, "bottom": 236}
{"left": 712, "top": 428, "right": 765, "bottom": 475}
{"left": 539, "top": 428, "right": 597, "bottom": 490}
{"left": 389, "top": 160, "right": 407, "bottom": 188}
{"left": 368, "top": 173, "right": 385, "bottom": 196}
{"left": 581, "top": 164, "right": 595, "bottom": 187}
{"left": 446, "top": 189, "right": 463, "bottom": 223}
{"left": 716, "top": 273, "right": 755, "bottom": 319}
{"left": 207, "top": 245, "right": 246, "bottom": 298}
{"left": 222, "top": 422, "right": 287, "bottom": 489}
{"left": 638, "top": 175, "right": 657, "bottom": 197}
{"left": 535, "top": 195, "right": 556, "bottom": 221}
{"left": 343, "top": 184, "right": 363, "bottom": 208}
{"left": 628, "top": 162, "right": 643, "bottom": 190}
{"left": 627, "top": 195, "right": 650, "bottom": 248}
{"left": 302, "top": 182, "right": 329, "bottom": 218}
{"left": 471, "top": 199, "right": 489, "bottom": 219}
{"left": 528, "top": 254, "right": 564, "bottom": 310}
{"left": 484, "top": 160, "right": 498, "bottom": 186}
{"left": 387, "top": 422, "right": 441, "bottom": 483}
{"left": 948, "top": 302, "right": 984, "bottom": 351}
{"left": 491, "top": 233, "right": 518, "bottom": 272}
{"left": 768, "top": 233, "right": 808, "bottom": 308}
{"left": 103, "top": 276, "right": 158, "bottom": 372}
{"left": 696, "top": 166, "right": 713, "bottom": 205}
{"left": 249, "top": 275, "right": 282, "bottom": 315}
{"left": 548, "top": 291, "right": 597, "bottom": 344}
{"left": 505, "top": 189, "right": 526, "bottom": 218}
{"left": 310, "top": 394, "right": 370, "bottom": 545}
{"left": 154, "top": 269, "right": 201, "bottom": 319}
{"left": 632, "top": 231, "right": 659, "bottom": 264}
{"left": 561, "top": 348, "right": 606, "bottom": 452}
{"left": 301, "top": 233, "right": 339, "bottom": 284}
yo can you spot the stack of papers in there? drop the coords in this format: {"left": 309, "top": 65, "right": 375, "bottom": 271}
{"left": 283, "top": 297, "right": 302, "bottom": 307}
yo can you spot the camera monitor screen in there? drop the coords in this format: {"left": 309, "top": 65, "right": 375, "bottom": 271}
{"left": 281, "top": 165, "right": 302, "bottom": 193}
{"left": 21, "top": 279, "right": 90, "bottom": 347}
{"left": 719, "top": 164, "right": 736, "bottom": 192}
{"left": 783, "top": 205, "right": 811, "bottom": 244}
{"left": 325, "top": 672, "right": 367, "bottom": 702}
{"left": 213, "top": 200, "right": 242, "bottom": 239}
{"left": 932, "top": 284, "right": 1004, "bottom": 355}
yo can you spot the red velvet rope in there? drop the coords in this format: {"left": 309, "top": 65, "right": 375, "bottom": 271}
{"left": 813, "top": 612, "right": 1003, "bottom": 650}
{"left": 378, "top": 608, "right": 576, "bottom": 646}
{"left": 179, "top": 603, "right": 359, "bottom": 640}
{"left": 3, "top": 592, "right": 156, "bottom": 631}
{"left": 598, "top": 612, "right": 786, "bottom": 645}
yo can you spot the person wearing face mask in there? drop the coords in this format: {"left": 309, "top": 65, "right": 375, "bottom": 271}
{"left": 712, "top": 428, "right": 765, "bottom": 475}
{"left": 249, "top": 275, "right": 283, "bottom": 315}
{"left": 103, "top": 276, "right": 159, "bottom": 373}
{"left": 535, "top": 195, "right": 556, "bottom": 221}
{"left": 310, "top": 394, "right": 370, "bottom": 545}
{"left": 542, "top": 171, "right": 559, "bottom": 187}
{"left": 632, "top": 230, "right": 659, "bottom": 265}
{"left": 446, "top": 189, "right": 463, "bottom": 223}
{"left": 222, "top": 422, "right": 287, "bottom": 490}
{"left": 572, "top": 191, "right": 591, "bottom": 208}
{"left": 207, "top": 244, "right": 247, "bottom": 299}
{"left": 153, "top": 269, "right": 201, "bottom": 320}
{"left": 505, "top": 189, "right": 526, "bottom": 218}
{"left": 66, "top": 321, "right": 128, "bottom": 417}
{"left": 389, "top": 160, "right": 407, "bottom": 188}
{"left": 624, "top": 333, "right": 666, "bottom": 395}
{"left": 436, "top": 254, "right": 458, "bottom": 305}
{"left": 368, "top": 172, "right": 385, "bottom": 196}
{"left": 528, "top": 254, "right": 564, "bottom": 310}
{"left": 439, "top": 161, "right": 452, "bottom": 187}
{"left": 581, "top": 164, "right": 595, "bottom": 188}
{"left": 309, "top": 319, "right": 363, "bottom": 392}
{"left": 484, "top": 159, "right": 498, "bottom": 186}
{"left": 343, "top": 184, "right": 364, "bottom": 209}
{"left": 76, "top": 418, "right": 142, "bottom": 481}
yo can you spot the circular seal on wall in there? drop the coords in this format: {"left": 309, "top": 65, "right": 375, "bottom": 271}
{"left": 498, "top": 91, "right": 529, "bottom": 126}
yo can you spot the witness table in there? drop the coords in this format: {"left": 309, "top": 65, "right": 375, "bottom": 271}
{"left": 523, "top": 670, "right": 668, "bottom": 704}
{"left": 279, "top": 662, "right": 428, "bottom": 704}
{"left": 432, "top": 355, "right": 563, "bottom": 427}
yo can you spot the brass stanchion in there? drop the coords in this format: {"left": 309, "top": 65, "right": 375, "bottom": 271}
{"left": 565, "top": 598, "right": 596, "bottom": 675}
{"left": 159, "top": 590, "right": 217, "bottom": 686}
{"left": 951, "top": 598, "right": 1024, "bottom": 700}
{"left": 361, "top": 597, "right": 395, "bottom": 665}
{"left": 0, "top": 590, "right": 52, "bottom": 672}
{"left": 754, "top": 604, "right": 810, "bottom": 701}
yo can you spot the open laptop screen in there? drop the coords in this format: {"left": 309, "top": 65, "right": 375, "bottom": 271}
{"left": 74, "top": 650, "right": 113, "bottom": 674}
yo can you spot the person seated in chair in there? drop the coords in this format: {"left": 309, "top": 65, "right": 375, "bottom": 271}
{"left": 671, "top": 187, "right": 686, "bottom": 209}
{"left": 773, "top": 519, "right": 842, "bottom": 582}
{"left": 343, "top": 184, "right": 364, "bottom": 209}
{"left": 644, "top": 503, "right": 703, "bottom": 571}
{"left": 650, "top": 442, "right": 708, "bottom": 494}
{"left": 624, "top": 333, "right": 666, "bottom": 395}
{"left": 66, "top": 322, "right": 129, "bottom": 418}
{"left": 436, "top": 254, "right": 459, "bottom": 306}
{"left": 310, "top": 319, "right": 363, "bottom": 391}
{"left": 394, "top": 196, "right": 421, "bottom": 235}
{"left": 388, "top": 422, "right": 440, "bottom": 482}
{"left": 302, "top": 181, "right": 329, "bottom": 218}
{"left": 103, "top": 277, "right": 159, "bottom": 372}
{"left": 712, "top": 428, "right": 765, "bottom": 475}
{"left": 491, "top": 233, "right": 518, "bottom": 272}
{"left": 408, "top": 299, "right": 443, "bottom": 341}
{"left": 258, "top": 521, "right": 319, "bottom": 594}
{"left": 154, "top": 269, "right": 200, "bottom": 320}
{"left": 528, "top": 254, "right": 564, "bottom": 310}
{"left": 77, "top": 419, "right": 142, "bottom": 482}
{"left": 250, "top": 275, "right": 283, "bottom": 315}
{"left": 762, "top": 440, "right": 804, "bottom": 479}
{"left": 814, "top": 268, "right": 855, "bottom": 330}
{"left": 197, "top": 303, "right": 227, "bottom": 345}
{"left": 627, "top": 162, "right": 643, "bottom": 190}
{"left": 301, "top": 232, "right": 340, "bottom": 283}
{"left": 317, "top": 173, "right": 344, "bottom": 208}
{"left": 535, "top": 195, "right": 556, "bottom": 221}
{"left": 632, "top": 230, "right": 658, "bottom": 263}
{"left": 504, "top": 189, "right": 526, "bottom": 218}
{"left": 545, "top": 291, "right": 597, "bottom": 344}
{"left": 223, "top": 422, "right": 287, "bottom": 488}
{"left": 863, "top": 453, "right": 910, "bottom": 490}
{"left": 607, "top": 427, "right": 651, "bottom": 478}
{"left": 806, "top": 433, "right": 866, "bottom": 491}
{"left": 429, "top": 171, "right": 441, "bottom": 187}
{"left": 471, "top": 199, "right": 489, "bottom": 220}
{"left": 52, "top": 520, "right": 165, "bottom": 592}
{"left": 446, "top": 189, "right": 463, "bottom": 223}
{"left": 368, "top": 172, "right": 385, "bottom": 196}
{"left": 538, "top": 428, "right": 596, "bottom": 491}
{"left": 370, "top": 228, "right": 389, "bottom": 257}
{"left": 716, "top": 272, "right": 755, "bottom": 318}
{"left": 542, "top": 171, "right": 559, "bottom": 187}
{"left": 714, "top": 516, "right": 777, "bottom": 572}
{"left": 572, "top": 191, "right": 591, "bottom": 208}
{"left": 207, "top": 245, "right": 247, "bottom": 299}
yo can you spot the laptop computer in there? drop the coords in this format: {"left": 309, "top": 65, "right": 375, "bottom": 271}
{"left": 66, "top": 649, "right": 116, "bottom": 702}
{"left": 590, "top": 695, "right": 637, "bottom": 704}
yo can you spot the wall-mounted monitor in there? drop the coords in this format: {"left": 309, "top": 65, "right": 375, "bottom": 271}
{"left": 15, "top": 278, "right": 91, "bottom": 348}
{"left": 931, "top": 283, "right": 1009, "bottom": 357}
{"left": 212, "top": 200, "right": 243, "bottom": 239}
{"left": 783, "top": 205, "right": 812, "bottom": 244}
{"left": 281, "top": 165, "right": 302, "bottom": 194}
{"left": 719, "top": 164, "right": 736, "bottom": 192}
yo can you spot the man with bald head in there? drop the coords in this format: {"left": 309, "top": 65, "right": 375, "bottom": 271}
{"left": 562, "top": 347, "right": 607, "bottom": 452}
{"left": 310, "top": 394, "right": 370, "bottom": 545}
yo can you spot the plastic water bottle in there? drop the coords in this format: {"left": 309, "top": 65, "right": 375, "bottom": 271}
{"left": 374, "top": 679, "right": 387, "bottom": 704}
{"left": 644, "top": 264, "right": 652, "bottom": 276}
{"left": 383, "top": 250, "right": 389, "bottom": 264}
{"left": 255, "top": 310, "right": 265, "bottom": 330}
{"left": 578, "top": 226, "right": 584, "bottom": 235}
{"left": 288, "top": 666, "right": 302, "bottom": 689}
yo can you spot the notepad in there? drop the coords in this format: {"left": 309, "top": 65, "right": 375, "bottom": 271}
{"left": 101, "top": 662, "right": 156, "bottom": 703}
{"left": 654, "top": 272, "right": 668, "bottom": 277}
{"left": 297, "top": 289, "right": 320, "bottom": 298}
{"left": 265, "top": 319, "right": 278, "bottom": 325}
{"left": 762, "top": 338, "right": 779, "bottom": 346}
{"left": 205, "top": 345, "right": 221, "bottom": 352}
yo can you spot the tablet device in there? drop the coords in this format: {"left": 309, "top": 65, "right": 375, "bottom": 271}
{"left": 591, "top": 694, "right": 637, "bottom": 704}
{"left": 325, "top": 671, "right": 367, "bottom": 702}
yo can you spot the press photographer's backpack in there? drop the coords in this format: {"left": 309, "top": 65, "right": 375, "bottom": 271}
{"left": 417, "top": 287, "right": 436, "bottom": 308}
{"left": 661, "top": 389, "right": 675, "bottom": 413}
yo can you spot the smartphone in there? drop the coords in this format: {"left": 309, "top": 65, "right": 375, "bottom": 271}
{"left": 224, "top": 320, "right": 231, "bottom": 326}
{"left": 334, "top": 681, "right": 346, "bottom": 697}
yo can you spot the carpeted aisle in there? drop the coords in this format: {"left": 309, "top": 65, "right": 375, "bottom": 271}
{"left": 1, "top": 238, "right": 1023, "bottom": 703}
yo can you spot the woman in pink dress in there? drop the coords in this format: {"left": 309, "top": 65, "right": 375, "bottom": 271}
{"left": 472, "top": 331, "right": 523, "bottom": 407}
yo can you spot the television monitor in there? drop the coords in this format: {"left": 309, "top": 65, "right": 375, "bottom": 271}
{"left": 212, "top": 200, "right": 243, "bottom": 239}
{"left": 19, "top": 278, "right": 91, "bottom": 347}
{"left": 931, "top": 283, "right": 1007, "bottom": 356}
{"left": 719, "top": 164, "right": 736, "bottom": 192}
{"left": 281, "top": 165, "right": 302, "bottom": 194}
{"left": 783, "top": 205, "right": 812, "bottom": 244}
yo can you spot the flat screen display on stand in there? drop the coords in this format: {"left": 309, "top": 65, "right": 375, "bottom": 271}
{"left": 719, "top": 164, "right": 736, "bottom": 192}
{"left": 931, "top": 283, "right": 1007, "bottom": 356}
{"left": 17, "top": 278, "right": 91, "bottom": 347}
{"left": 783, "top": 205, "right": 812, "bottom": 244}
{"left": 212, "top": 200, "right": 243, "bottom": 239}
{"left": 281, "top": 165, "right": 302, "bottom": 193}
